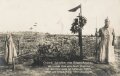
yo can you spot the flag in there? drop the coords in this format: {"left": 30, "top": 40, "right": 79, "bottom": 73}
{"left": 68, "top": 5, "right": 81, "bottom": 12}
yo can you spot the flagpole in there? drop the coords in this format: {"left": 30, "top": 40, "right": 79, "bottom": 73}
{"left": 78, "top": 4, "right": 83, "bottom": 60}
{"left": 79, "top": 4, "right": 82, "bottom": 16}
{"left": 95, "top": 17, "right": 98, "bottom": 62}
{"left": 68, "top": 4, "right": 86, "bottom": 61}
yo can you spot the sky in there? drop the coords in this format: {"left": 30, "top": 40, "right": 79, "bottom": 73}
{"left": 0, "top": 0, "right": 120, "bottom": 35}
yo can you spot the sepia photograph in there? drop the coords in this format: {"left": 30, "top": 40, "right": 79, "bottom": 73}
{"left": 0, "top": 0, "right": 120, "bottom": 76}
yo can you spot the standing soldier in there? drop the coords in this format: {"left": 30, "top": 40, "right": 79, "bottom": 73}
{"left": 97, "top": 18, "right": 115, "bottom": 64}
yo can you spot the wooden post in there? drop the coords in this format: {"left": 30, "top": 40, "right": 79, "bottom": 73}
{"left": 12, "top": 57, "right": 15, "bottom": 71}
{"left": 95, "top": 17, "right": 98, "bottom": 62}
{"left": 79, "top": 28, "right": 83, "bottom": 60}
{"left": 79, "top": 4, "right": 83, "bottom": 60}
{"left": 95, "top": 28, "right": 98, "bottom": 62}
{"left": 17, "top": 39, "right": 20, "bottom": 55}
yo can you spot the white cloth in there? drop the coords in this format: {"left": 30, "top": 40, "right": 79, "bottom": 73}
{"left": 98, "top": 27, "right": 115, "bottom": 63}
{"left": 4, "top": 34, "right": 17, "bottom": 64}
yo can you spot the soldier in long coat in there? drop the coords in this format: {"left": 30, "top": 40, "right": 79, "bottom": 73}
{"left": 98, "top": 18, "right": 115, "bottom": 64}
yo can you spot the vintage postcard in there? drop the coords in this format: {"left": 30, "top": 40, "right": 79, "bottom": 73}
{"left": 0, "top": 0, "right": 120, "bottom": 76}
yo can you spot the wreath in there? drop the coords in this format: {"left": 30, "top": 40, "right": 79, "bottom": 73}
{"left": 70, "top": 16, "right": 87, "bottom": 33}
